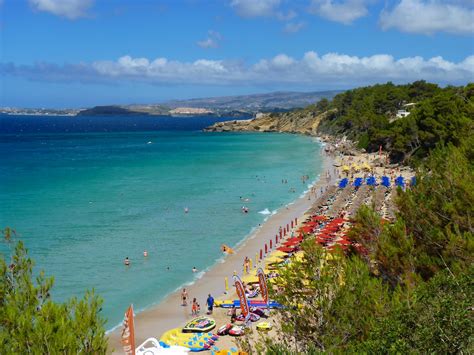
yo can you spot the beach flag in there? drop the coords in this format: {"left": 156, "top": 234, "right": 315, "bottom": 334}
{"left": 233, "top": 275, "right": 250, "bottom": 322}
{"left": 121, "top": 305, "right": 136, "bottom": 355}
{"left": 257, "top": 267, "right": 269, "bottom": 307}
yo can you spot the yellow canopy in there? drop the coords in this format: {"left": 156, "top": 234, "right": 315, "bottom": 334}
{"left": 352, "top": 164, "right": 360, "bottom": 171}
{"left": 342, "top": 165, "right": 350, "bottom": 171}
{"left": 265, "top": 254, "right": 285, "bottom": 264}
{"left": 362, "top": 163, "right": 371, "bottom": 171}
{"left": 241, "top": 273, "right": 259, "bottom": 284}
{"left": 268, "top": 250, "right": 287, "bottom": 258}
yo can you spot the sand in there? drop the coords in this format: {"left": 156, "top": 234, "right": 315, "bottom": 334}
{"left": 107, "top": 138, "right": 414, "bottom": 353}
{"left": 107, "top": 147, "right": 336, "bottom": 353}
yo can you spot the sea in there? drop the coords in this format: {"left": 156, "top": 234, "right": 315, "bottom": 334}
{"left": 0, "top": 114, "right": 324, "bottom": 329}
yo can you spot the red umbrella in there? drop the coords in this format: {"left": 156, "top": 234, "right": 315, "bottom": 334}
{"left": 283, "top": 240, "right": 301, "bottom": 247}
{"left": 277, "top": 246, "right": 297, "bottom": 253}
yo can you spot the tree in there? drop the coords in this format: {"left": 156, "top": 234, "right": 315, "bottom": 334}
{"left": 0, "top": 241, "right": 108, "bottom": 353}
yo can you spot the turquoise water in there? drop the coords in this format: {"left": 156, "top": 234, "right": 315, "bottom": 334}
{"left": 0, "top": 124, "right": 323, "bottom": 328}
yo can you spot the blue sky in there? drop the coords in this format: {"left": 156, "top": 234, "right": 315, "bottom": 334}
{"left": 1, "top": 0, "right": 473, "bottom": 107}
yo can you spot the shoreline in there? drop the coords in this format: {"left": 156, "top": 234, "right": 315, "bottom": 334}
{"left": 107, "top": 140, "right": 335, "bottom": 352}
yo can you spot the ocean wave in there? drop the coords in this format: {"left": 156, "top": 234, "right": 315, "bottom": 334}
{"left": 258, "top": 208, "right": 272, "bottom": 215}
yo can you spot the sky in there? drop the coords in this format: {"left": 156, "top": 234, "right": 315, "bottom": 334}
{"left": 0, "top": 0, "right": 473, "bottom": 108}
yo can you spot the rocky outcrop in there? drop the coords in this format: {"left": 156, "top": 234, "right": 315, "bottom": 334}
{"left": 204, "top": 109, "right": 333, "bottom": 136}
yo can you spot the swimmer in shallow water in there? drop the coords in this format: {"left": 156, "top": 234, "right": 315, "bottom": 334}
{"left": 192, "top": 266, "right": 198, "bottom": 273}
{"left": 124, "top": 257, "right": 130, "bottom": 266}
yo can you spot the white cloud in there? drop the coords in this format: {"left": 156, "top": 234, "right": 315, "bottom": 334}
{"left": 29, "top": 0, "right": 94, "bottom": 19}
{"left": 197, "top": 31, "right": 222, "bottom": 49}
{"left": 230, "top": 0, "right": 281, "bottom": 18}
{"left": 380, "top": 0, "right": 474, "bottom": 35}
{"left": 309, "top": 0, "right": 369, "bottom": 24}
{"left": 2, "top": 52, "right": 473, "bottom": 87}
{"left": 283, "top": 21, "right": 306, "bottom": 33}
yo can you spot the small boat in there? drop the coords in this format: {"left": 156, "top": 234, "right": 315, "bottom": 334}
{"left": 135, "top": 337, "right": 189, "bottom": 354}
{"left": 256, "top": 322, "right": 272, "bottom": 331}
{"left": 160, "top": 328, "right": 217, "bottom": 352}
{"left": 182, "top": 316, "right": 216, "bottom": 333}
{"left": 221, "top": 244, "right": 234, "bottom": 254}
{"left": 215, "top": 300, "right": 283, "bottom": 309}
{"left": 228, "top": 325, "right": 245, "bottom": 336}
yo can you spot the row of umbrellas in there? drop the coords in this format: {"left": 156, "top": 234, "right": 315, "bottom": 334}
{"left": 339, "top": 175, "right": 415, "bottom": 188}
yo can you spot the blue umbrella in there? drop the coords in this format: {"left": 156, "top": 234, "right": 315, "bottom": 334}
{"left": 354, "top": 177, "right": 363, "bottom": 187}
{"left": 395, "top": 176, "right": 405, "bottom": 187}
{"left": 366, "top": 176, "right": 376, "bottom": 186}
{"left": 381, "top": 176, "right": 390, "bottom": 188}
{"left": 338, "top": 178, "right": 348, "bottom": 188}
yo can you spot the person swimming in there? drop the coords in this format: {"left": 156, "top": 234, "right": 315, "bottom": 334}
{"left": 192, "top": 266, "right": 198, "bottom": 273}
{"left": 143, "top": 250, "right": 148, "bottom": 257}
{"left": 124, "top": 257, "right": 130, "bottom": 266}
{"left": 184, "top": 207, "right": 189, "bottom": 213}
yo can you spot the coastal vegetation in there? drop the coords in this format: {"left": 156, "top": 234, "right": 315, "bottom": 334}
{"left": 255, "top": 139, "right": 473, "bottom": 353}
{"left": 317, "top": 81, "right": 474, "bottom": 163}
{"left": 253, "top": 105, "right": 473, "bottom": 351}
{"left": 0, "top": 240, "right": 107, "bottom": 353}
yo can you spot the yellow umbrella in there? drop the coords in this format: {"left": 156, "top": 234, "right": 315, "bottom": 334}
{"left": 265, "top": 254, "right": 285, "bottom": 264}
{"left": 268, "top": 250, "right": 287, "bottom": 258}
{"left": 352, "top": 164, "right": 360, "bottom": 171}
{"left": 241, "top": 273, "right": 259, "bottom": 284}
{"left": 342, "top": 165, "right": 350, "bottom": 172}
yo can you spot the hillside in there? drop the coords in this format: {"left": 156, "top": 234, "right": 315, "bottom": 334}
{"left": 206, "top": 81, "right": 474, "bottom": 163}
{"left": 163, "top": 90, "right": 340, "bottom": 111}
{"left": 72, "top": 90, "right": 340, "bottom": 117}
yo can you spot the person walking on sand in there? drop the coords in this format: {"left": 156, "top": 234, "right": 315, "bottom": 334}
{"left": 206, "top": 294, "right": 214, "bottom": 315}
{"left": 181, "top": 288, "right": 188, "bottom": 306}
{"left": 191, "top": 298, "right": 198, "bottom": 315}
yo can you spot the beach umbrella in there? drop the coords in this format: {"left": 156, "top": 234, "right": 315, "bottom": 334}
{"left": 395, "top": 175, "right": 405, "bottom": 188}
{"left": 366, "top": 176, "right": 376, "bottom": 186}
{"left": 277, "top": 246, "right": 296, "bottom": 253}
{"left": 381, "top": 176, "right": 390, "bottom": 188}
{"left": 353, "top": 177, "right": 363, "bottom": 187}
{"left": 265, "top": 255, "right": 285, "bottom": 264}
{"left": 312, "top": 215, "right": 326, "bottom": 221}
{"left": 299, "top": 226, "right": 314, "bottom": 233}
{"left": 342, "top": 165, "right": 350, "bottom": 172}
{"left": 268, "top": 250, "right": 287, "bottom": 259}
{"left": 338, "top": 178, "right": 348, "bottom": 189}
{"left": 241, "top": 274, "right": 259, "bottom": 284}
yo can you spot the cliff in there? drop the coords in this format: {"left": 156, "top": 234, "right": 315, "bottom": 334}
{"left": 204, "top": 109, "right": 333, "bottom": 136}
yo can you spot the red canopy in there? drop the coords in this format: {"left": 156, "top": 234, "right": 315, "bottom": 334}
{"left": 277, "top": 246, "right": 297, "bottom": 253}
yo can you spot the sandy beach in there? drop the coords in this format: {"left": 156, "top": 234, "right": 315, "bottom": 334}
{"left": 108, "top": 136, "right": 414, "bottom": 353}
{"left": 108, "top": 142, "right": 335, "bottom": 353}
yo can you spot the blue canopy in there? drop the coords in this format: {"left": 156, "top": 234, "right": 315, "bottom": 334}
{"left": 381, "top": 176, "right": 391, "bottom": 188}
{"left": 395, "top": 175, "right": 405, "bottom": 187}
{"left": 354, "top": 177, "right": 363, "bottom": 187}
{"left": 411, "top": 176, "right": 416, "bottom": 186}
{"left": 366, "top": 176, "right": 376, "bottom": 186}
{"left": 338, "top": 178, "right": 349, "bottom": 188}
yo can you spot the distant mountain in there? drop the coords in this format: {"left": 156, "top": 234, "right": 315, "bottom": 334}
{"left": 2, "top": 90, "right": 341, "bottom": 117}
{"left": 162, "top": 90, "right": 341, "bottom": 112}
